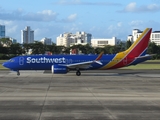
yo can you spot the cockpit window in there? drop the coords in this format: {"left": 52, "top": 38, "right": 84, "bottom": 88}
{"left": 9, "top": 59, "right": 14, "bottom": 62}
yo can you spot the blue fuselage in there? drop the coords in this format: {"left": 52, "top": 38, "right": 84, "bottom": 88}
{"left": 2, "top": 54, "right": 150, "bottom": 71}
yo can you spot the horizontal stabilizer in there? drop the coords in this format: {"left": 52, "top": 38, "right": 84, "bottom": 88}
{"left": 135, "top": 54, "right": 154, "bottom": 59}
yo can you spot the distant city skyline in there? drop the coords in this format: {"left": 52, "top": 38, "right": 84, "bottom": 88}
{"left": 0, "top": 0, "right": 160, "bottom": 43}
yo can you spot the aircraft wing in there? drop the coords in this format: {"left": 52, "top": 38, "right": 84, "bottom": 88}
{"left": 59, "top": 52, "right": 103, "bottom": 69}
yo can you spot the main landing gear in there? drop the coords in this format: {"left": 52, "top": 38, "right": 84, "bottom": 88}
{"left": 76, "top": 70, "right": 81, "bottom": 76}
{"left": 17, "top": 70, "right": 20, "bottom": 76}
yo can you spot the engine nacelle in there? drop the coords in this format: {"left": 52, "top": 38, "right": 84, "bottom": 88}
{"left": 51, "top": 65, "right": 68, "bottom": 74}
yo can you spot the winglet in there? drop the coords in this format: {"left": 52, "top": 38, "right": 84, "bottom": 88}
{"left": 95, "top": 52, "right": 104, "bottom": 61}
{"left": 94, "top": 52, "right": 103, "bottom": 65}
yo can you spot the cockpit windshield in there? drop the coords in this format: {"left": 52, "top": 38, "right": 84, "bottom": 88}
{"left": 9, "top": 59, "right": 14, "bottom": 62}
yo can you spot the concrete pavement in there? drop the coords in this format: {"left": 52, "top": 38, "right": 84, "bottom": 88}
{"left": 0, "top": 70, "right": 160, "bottom": 120}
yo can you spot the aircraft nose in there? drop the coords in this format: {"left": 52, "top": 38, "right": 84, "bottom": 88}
{"left": 2, "top": 62, "right": 9, "bottom": 68}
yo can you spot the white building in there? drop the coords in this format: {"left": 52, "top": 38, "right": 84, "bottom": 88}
{"left": 91, "top": 37, "right": 121, "bottom": 48}
{"left": 70, "top": 32, "right": 92, "bottom": 46}
{"left": 151, "top": 31, "right": 160, "bottom": 45}
{"left": 127, "top": 29, "right": 142, "bottom": 42}
{"left": 56, "top": 32, "right": 92, "bottom": 47}
{"left": 127, "top": 29, "right": 160, "bottom": 45}
{"left": 57, "top": 33, "right": 72, "bottom": 47}
{"left": 0, "top": 25, "right": 5, "bottom": 38}
{"left": 40, "top": 37, "right": 52, "bottom": 45}
{"left": 21, "top": 26, "right": 34, "bottom": 44}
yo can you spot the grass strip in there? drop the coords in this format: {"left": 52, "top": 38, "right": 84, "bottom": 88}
{"left": 121, "top": 64, "right": 160, "bottom": 69}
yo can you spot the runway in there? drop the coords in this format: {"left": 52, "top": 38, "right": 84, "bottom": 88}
{"left": 0, "top": 70, "right": 160, "bottom": 120}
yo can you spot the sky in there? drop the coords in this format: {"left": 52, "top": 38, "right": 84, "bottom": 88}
{"left": 0, "top": 0, "right": 160, "bottom": 43}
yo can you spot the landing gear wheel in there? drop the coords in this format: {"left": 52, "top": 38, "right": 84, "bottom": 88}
{"left": 17, "top": 71, "right": 20, "bottom": 76}
{"left": 76, "top": 70, "right": 81, "bottom": 76}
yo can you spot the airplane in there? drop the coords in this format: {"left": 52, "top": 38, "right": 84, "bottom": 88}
{"left": 2, "top": 28, "right": 152, "bottom": 76}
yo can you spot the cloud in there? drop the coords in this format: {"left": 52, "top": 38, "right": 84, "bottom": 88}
{"left": 54, "top": 0, "right": 121, "bottom": 6}
{"left": 118, "top": 2, "right": 160, "bottom": 13}
{"left": 24, "top": 10, "right": 57, "bottom": 22}
{"left": 0, "top": 9, "right": 58, "bottom": 22}
{"left": 88, "top": 22, "right": 127, "bottom": 40}
{"left": 117, "top": 22, "right": 122, "bottom": 27}
{"left": 129, "top": 20, "right": 144, "bottom": 26}
{"left": 67, "top": 14, "right": 77, "bottom": 21}
{"left": 60, "top": 13, "right": 77, "bottom": 22}
{"left": 129, "top": 20, "right": 160, "bottom": 31}
{"left": 0, "top": 7, "right": 77, "bottom": 23}
{"left": 0, "top": 20, "right": 22, "bottom": 41}
{"left": 125, "top": 2, "right": 136, "bottom": 12}
{"left": 107, "top": 24, "right": 122, "bottom": 37}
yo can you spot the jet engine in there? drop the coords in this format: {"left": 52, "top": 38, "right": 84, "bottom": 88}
{"left": 51, "top": 65, "right": 68, "bottom": 74}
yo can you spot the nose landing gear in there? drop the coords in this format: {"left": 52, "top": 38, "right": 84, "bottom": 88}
{"left": 17, "top": 70, "right": 20, "bottom": 76}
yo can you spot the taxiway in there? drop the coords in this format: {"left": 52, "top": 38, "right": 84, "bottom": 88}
{"left": 0, "top": 70, "right": 160, "bottom": 120}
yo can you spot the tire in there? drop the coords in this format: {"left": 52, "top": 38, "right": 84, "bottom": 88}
{"left": 76, "top": 71, "right": 81, "bottom": 76}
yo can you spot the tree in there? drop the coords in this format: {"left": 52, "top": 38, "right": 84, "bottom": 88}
{"left": 95, "top": 47, "right": 103, "bottom": 54}
{"left": 62, "top": 47, "right": 70, "bottom": 54}
{"left": 0, "top": 38, "right": 12, "bottom": 47}
{"left": 156, "top": 46, "right": 160, "bottom": 59}
{"left": 49, "top": 43, "right": 64, "bottom": 54}
{"left": 0, "top": 43, "right": 9, "bottom": 54}
{"left": 70, "top": 44, "right": 94, "bottom": 54}
{"left": 55, "top": 46, "right": 65, "bottom": 54}
{"left": 0, "top": 43, "right": 3, "bottom": 53}
{"left": 117, "top": 42, "right": 125, "bottom": 52}
{"left": 8, "top": 43, "right": 23, "bottom": 55}
{"left": 23, "top": 43, "right": 32, "bottom": 54}
{"left": 80, "top": 44, "right": 94, "bottom": 54}
{"left": 147, "top": 42, "right": 160, "bottom": 59}
{"left": 30, "top": 41, "right": 45, "bottom": 54}
{"left": 109, "top": 46, "right": 120, "bottom": 54}
{"left": 85, "top": 44, "right": 95, "bottom": 54}
{"left": 147, "top": 42, "right": 159, "bottom": 54}
{"left": 126, "top": 40, "right": 132, "bottom": 49}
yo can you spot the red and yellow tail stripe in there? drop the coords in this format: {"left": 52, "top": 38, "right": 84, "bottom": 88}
{"left": 100, "top": 28, "right": 152, "bottom": 70}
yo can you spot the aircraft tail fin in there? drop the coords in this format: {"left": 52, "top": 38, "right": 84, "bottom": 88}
{"left": 126, "top": 28, "right": 152, "bottom": 57}
{"left": 100, "top": 28, "right": 152, "bottom": 69}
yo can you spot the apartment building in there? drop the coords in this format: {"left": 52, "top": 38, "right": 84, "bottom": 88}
{"left": 21, "top": 26, "right": 34, "bottom": 44}
{"left": 56, "top": 32, "right": 92, "bottom": 47}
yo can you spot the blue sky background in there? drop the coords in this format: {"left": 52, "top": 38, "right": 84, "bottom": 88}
{"left": 0, "top": 0, "right": 160, "bottom": 43}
